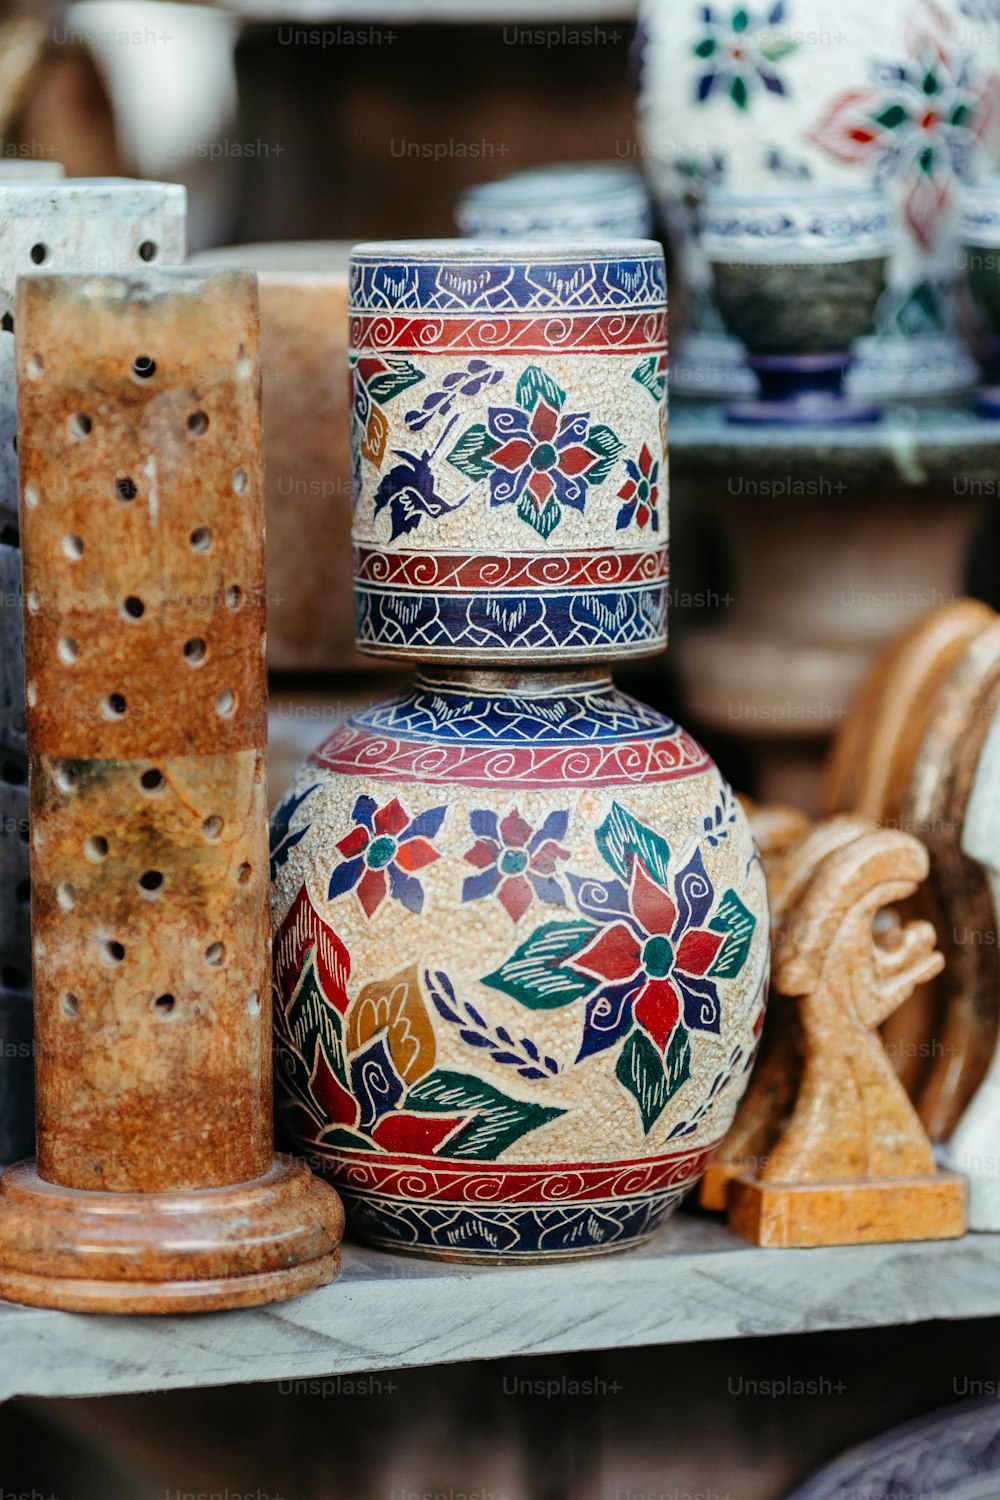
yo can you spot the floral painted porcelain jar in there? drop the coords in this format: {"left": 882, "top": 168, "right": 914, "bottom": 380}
{"left": 637, "top": 0, "right": 1000, "bottom": 397}
{"left": 269, "top": 239, "right": 769, "bottom": 1261}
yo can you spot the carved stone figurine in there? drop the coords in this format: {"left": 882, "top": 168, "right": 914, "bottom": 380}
{"left": 728, "top": 817, "right": 966, "bottom": 1246}
{"left": 0, "top": 268, "right": 343, "bottom": 1311}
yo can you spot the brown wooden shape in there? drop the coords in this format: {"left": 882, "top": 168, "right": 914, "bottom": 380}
{"left": 728, "top": 820, "right": 965, "bottom": 1247}
{"left": 904, "top": 617, "right": 1000, "bottom": 1140}
{"left": 820, "top": 600, "right": 1000, "bottom": 1132}
{"left": 0, "top": 270, "right": 343, "bottom": 1312}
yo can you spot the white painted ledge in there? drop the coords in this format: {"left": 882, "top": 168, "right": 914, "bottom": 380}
{"left": 3, "top": 1215, "right": 1000, "bottom": 1400}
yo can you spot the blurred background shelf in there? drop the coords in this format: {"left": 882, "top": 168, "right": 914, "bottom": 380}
{"left": 4, "top": 1216, "right": 1000, "bottom": 1401}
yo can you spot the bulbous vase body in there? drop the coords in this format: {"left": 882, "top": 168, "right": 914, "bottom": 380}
{"left": 270, "top": 671, "right": 768, "bottom": 1260}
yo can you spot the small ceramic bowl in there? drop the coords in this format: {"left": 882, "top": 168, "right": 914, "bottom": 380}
{"left": 457, "top": 163, "right": 653, "bottom": 241}
{"left": 700, "top": 187, "right": 889, "bottom": 422}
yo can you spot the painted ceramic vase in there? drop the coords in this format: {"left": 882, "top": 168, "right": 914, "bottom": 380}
{"left": 457, "top": 164, "right": 653, "bottom": 240}
{"left": 701, "top": 186, "right": 890, "bottom": 420}
{"left": 637, "top": 0, "right": 1000, "bottom": 398}
{"left": 270, "top": 240, "right": 769, "bottom": 1262}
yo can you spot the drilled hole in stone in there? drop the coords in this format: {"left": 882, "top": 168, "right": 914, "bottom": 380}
{"left": 132, "top": 355, "right": 156, "bottom": 379}
{"left": 15, "top": 878, "right": 29, "bottom": 904}
{"left": 56, "top": 881, "right": 75, "bottom": 911}
{"left": 236, "top": 862, "right": 251, "bottom": 883}
{"left": 225, "top": 585, "right": 242, "bottom": 611}
{"left": 138, "top": 240, "right": 158, "bottom": 263}
{"left": 54, "top": 763, "right": 76, "bottom": 793}
{"left": 152, "top": 992, "right": 175, "bottom": 1015}
{"left": 35, "top": 937, "right": 46, "bottom": 961}
{"left": 101, "top": 938, "right": 125, "bottom": 965}
{"left": 85, "top": 835, "right": 108, "bottom": 861}
{"left": 23, "top": 483, "right": 39, "bottom": 510}
{"left": 115, "top": 476, "right": 138, "bottom": 502}
{"left": 122, "top": 596, "right": 144, "bottom": 621}
{"left": 190, "top": 526, "right": 211, "bottom": 552}
{"left": 25, "top": 352, "right": 43, "bottom": 380}
{"left": 184, "top": 637, "right": 206, "bottom": 665}
{"left": 187, "top": 411, "right": 209, "bottom": 436}
{"left": 1, "top": 759, "right": 25, "bottom": 786}
{"left": 205, "top": 941, "right": 224, "bottom": 966}
{"left": 29, "top": 243, "right": 47, "bottom": 265}
{"left": 26, "top": 590, "right": 40, "bottom": 613}
{"left": 62, "top": 534, "right": 84, "bottom": 560}
{"left": 103, "top": 693, "right": 127, "bottom": 719}
{"left": 26, "top": 682, "right": 37, "bottom": 707}
{"left": 216, "top": 690, "right": 235, "bottom": 719}
{"left": 140, "top": 767, "right": 163, "bottom": 792}
{"left": 247, "top": 989, "right": 261, "bottom": 1016}
{"left": 2, "top": 964, "right": 27, "bottom": 990}
{"left": 63, "top": 992, "right": 80, "bottom": 1018}
{"left": 57, "top": 636, "right": 78, "bottom": 665}
{"left": 202, "top": 815, "right": 223, "bottom": 839}
{"left": 233, "top": 468, "right": 247, "bottom": 494}
{"left": 139, "top": 870, "right": 163, "bottom": 895}
{"left": 33, "top": 824, "right": 43, "bottom": 848}
{"left": 1, "top": 312, "right": 13, "bottom": 333}
{"left": 53, "top": 762, "right": 75, "bottom": 798}
{"left": 69, "top": 413, "right": 92, "bottom": 439}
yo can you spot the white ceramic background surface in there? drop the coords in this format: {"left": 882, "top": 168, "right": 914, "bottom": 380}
{"left": 638, "top": 0, "right": 1000, "bottom": 391}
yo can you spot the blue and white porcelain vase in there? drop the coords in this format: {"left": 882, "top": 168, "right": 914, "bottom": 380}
{"left": 269, "top": 240, "right": 769, "bottom": 1262}
{"left": 637, "top": 0, "right": 1000, "bottom": 398}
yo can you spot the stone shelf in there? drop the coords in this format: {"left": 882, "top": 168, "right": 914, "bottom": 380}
{"left": 3, "top": 1214, "right": 1000, "bottom": 1401}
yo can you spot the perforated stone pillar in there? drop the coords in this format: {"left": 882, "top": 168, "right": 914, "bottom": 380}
{"left": 0, "top": 268, "right": 343, "bottom": 1312}
{"left": 0, "top": 172, "right": 184, "bottom": 1164}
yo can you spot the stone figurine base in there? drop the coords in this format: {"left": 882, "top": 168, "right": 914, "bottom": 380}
{"left": 728, "top": 1172, "right": 966, "bottom": 1249}
{"left": 699, "top": 1161, "right": 741, "bottom": 1213}
{"left": 0, "top": 1156, "right": 344, "bottom": 1312}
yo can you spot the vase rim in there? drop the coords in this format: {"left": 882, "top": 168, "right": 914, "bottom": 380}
{"left": 350, "top": 237, "right": 663, "bottom": 262}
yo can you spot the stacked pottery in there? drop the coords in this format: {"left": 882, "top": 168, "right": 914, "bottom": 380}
{"left": 269, "top": 239, "right": 770, "bottom": 1262}
{"left": 700, "top": 186, "right": 891, "bottom": 421}
{"left": 637, "top": 0, "right": 1000, "bottom": 398}
{"left": 457, "top": 163, "right": 652, "bottom": 240}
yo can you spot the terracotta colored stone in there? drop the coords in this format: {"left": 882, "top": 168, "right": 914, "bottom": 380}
{"left": 728, "top": 818, "right": 965, "bottom": 1248}
{"left": 190, "top": 242, "right": 381, "bottom": 673}
{"left": 0, "top": 268, "right": 344, "bottom": 1312}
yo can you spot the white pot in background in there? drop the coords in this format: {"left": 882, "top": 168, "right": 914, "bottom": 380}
{"left": 637, "top": 0, "right": 1000, "bottom": 396}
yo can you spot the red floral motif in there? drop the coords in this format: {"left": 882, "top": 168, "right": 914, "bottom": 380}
{"left": 809, "top": 0, "right": 1000, "bottom": 249}
{"left": 462, "top": 807, "right": 571, "bottom": 923}
{"left": 616, "top": 443, "right": 660, "bottom": 532}
{"left": 329, "top": 794, "right": 445, "bottom": 918}
{"left": 571, "top": 859, "right": 725, "bottom": 1054}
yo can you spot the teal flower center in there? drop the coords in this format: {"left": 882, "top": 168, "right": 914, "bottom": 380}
{"left": 500, "top": 847, "right": 528, "bottom": 875}
{"left": 531, "top": 442, "right": 557, "bottom": 471}
{"left": 642, "top": 935, "right": 673, "bottom": 978}
{"left": 637, "top": 479, "right": 650, "bottom": 503}
{"left": 367, "top": 834, "right": 397, "bottom": 869}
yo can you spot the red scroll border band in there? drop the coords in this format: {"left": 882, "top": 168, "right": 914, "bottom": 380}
{"left": 309, "top": 725, "right": 713, "bottom": 788}
{"left": 350, "top": 310, "right": 667, "bottom": 355}
{"left": 307, "top": 1143, "right": 719, "bottom": 1205}
{"left": 354, "top": 547, "right": 668, "bottom": 591}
